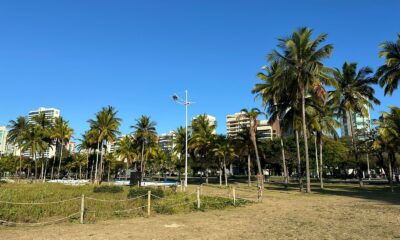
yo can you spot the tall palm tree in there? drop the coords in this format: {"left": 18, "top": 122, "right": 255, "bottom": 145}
{"left": 88, "top": 106, "right": 121, "bottom": 183}
{"left": 52, "top": 117, "right": 73, "bottom": 178}
{"left": 190, "top": 114, "right": 217, "bottom": 184}
{"left": 268, "top": 27, "right": 334, "bottom": 192}
{"left": 331, "top": 62, "right": 380, "bottom": 186}
{"left": 173, "top": 126, "right": 190, "bottom": 181}
{"left": 376, "top": 34, "right": 400, "bottom": 96}
{"left": 7, "top": 116, "right": 29, "bottom": 179}
{"left": 20, "top": 124, "right": 48, "bottom": 179}
{"left": 240, "top": 108, "right": 264, "bottom": 177}
{"left": 235, "top": 126, "right": 254, "bottom": 186}
{"left": 131, "top": 115, "right": 157, "bottom": 181}
{"left": 31, "top": 113, "right": 53, "bottom": 180}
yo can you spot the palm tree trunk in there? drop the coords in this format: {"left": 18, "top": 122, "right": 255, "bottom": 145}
{"left": 141, "top": 141, "right": 145, "bottom": 182}
{"left": 223, "top": 156, "right": 228, "bottom": 186}
{"left": 108, "top": 164, "right": 111, "bottom": 183}
{"left": 94, "top": 141, "right": 100, "bottom": 183}
{"left": 41, "top": 154, "right": 45, "bottom": 181}
{"left": 51, "top": 153, "right": 56, "bottom": 180}
{"left": 34, "top": 153, "right": 37, "bottom": 180}
{"left": 79, "top": 165, "right": 82, "bottom": 180}
{"left": 301, "top": 89, "right": 311, "bottom": 193}
{"left": 247, "top": 154, "right": 251, "bottom": 186}
{"left": 314, "top": 134, "right": 319, "bottom": 179}
{"left": 19, "top": 154, "right": 22, "bottom": 181}
{"left": 99, "top": 141, "right": 105, "bottom": 183}
{"left": 319, "top": 133, "right": 324, "bottom": 189}
{"left": 348, "top": 112, "right": 362, "bottom": 187}
{"left": 58, "top": 142, "right": 64, "bottom": 178}
{"left": 295, "top": 130, "right": 303, "bottom": 192}
{"left": 280, "top": 138, "right": 288, "bottom": 186}
{"left": 388, "top": 152, "right": 394, "bottom": 193}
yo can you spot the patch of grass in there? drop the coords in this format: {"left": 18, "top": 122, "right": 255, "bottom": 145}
{"left": 93, "top": 185, "right": 123, "bottom": 193}
{"left": 127, "top": 186, "right": 164, "bottom": 199}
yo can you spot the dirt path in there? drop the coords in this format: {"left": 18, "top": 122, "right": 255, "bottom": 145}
{"left": 2, "top": 186, "right": 400, "bottom": 240}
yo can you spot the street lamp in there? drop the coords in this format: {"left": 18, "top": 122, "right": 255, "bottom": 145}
{"left": 172, "top": 90, "right": 193, "bottom": 188}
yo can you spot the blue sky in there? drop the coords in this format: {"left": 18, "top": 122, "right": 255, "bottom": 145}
{"left": 0, "top": 0, "right": 399, "bottom": 140}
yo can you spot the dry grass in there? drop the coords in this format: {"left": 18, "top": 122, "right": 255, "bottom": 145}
{"left": 1, "top": 182, "right": 400, "bottom": 240}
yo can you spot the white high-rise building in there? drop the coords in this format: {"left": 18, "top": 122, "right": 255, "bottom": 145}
{"left": 0, "top": 126, "right": 7, "bottom": 155}
{"left": 158, "top": 131, "right": 175, "bottom": 153}
{"left": 26, "top": 107, "right": 61, "bottom": 158}
{"left": 226, "top": 112, "right": 278, "bottom": 140}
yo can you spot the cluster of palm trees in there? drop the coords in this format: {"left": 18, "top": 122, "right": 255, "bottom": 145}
{"left": 252, "top": 27, "right": 399, "bottom": 192}
{"left": 7, "top": 114, "right": 73, "bottom": 181}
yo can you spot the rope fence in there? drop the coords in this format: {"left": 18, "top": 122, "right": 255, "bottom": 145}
{"left": 0, "top": 185, "right": 261, "bottom": 227}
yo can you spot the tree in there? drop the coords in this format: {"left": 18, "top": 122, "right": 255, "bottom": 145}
{"left": 52, "top": 117, "right": 73, "bottom": 178}
{"left": 213, "top": 135, "right": 236, "bottom": 186}
{"left": 331, "top": 62, "right": 380, "bottom": 186}
{"left": 131, "top": 115, "right": 157, "bottom": 181}
{"left": 235, "top": 126, "right": 255, "bottom": 186}
{"left": 115, "top": 135, "right": 138, "bottom": 180}
{"left": 239, "top": 108, "right": 264, "bottom": 177}
{"left": 376, "top": 34, "right": 400, "bottom": 96}
{"left": 173, "top": 126, "right": 190, "bottom": 181}
{"left": 7, "top": 116, "right": 29, "bottom": 179}
{"left": 88, "top": 106, "right": 121, "bottom": 183}
{"left": 268, "top": 27, "right": 334, "bottom": 193}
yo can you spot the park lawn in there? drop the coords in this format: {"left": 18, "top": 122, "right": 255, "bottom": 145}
{"left": 1, "top": 182, "right": 400, "bottom": 239}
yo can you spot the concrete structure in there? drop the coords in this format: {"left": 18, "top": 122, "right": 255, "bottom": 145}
{"left": 65, "top": 141, "right": 76, "bottom": 153}
{"left": 158, "top": 131, "right": 175, "bottom": 153}
{"left": 26, "top": 107, "right": 61, "bottom": 158}
{"left": 0, "top": 126, "right": 7, "bottom": 155}
{"left": 341, "top": 107, "right": 371, "bottom": 140}
{"left": 226, "top": 112, "right": 279, "bottom": 140}
{"left": 192, "top": 114, "right": 217, "bottom": 134}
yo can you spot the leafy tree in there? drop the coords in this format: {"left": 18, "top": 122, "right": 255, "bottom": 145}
{"left": 7, "top": 116, "right": 29, "bottom": 178}
{"left": 376, "top": 34, "right": 400, "bottom": 95}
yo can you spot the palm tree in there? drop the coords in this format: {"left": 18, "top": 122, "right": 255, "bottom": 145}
{"left": 373, "top": 106, "right": 400, "bottom": 192}
{"left": 52, "top": 117, "right": 73, "bottom": 178}
{"left": 7, "top": 116, "right": 29, "bottom": 179}
{"left": 240, "top": 108, "right": 264, "bottom": 177}
{"left": 116, "top": 135, "right": 138, "bottom": 180}
{"left": 376, "top": 34, "right": 400, "bottom": 96}
{"left": 131, "top": 115, "right": 157, "bottom": 181}
{"left": 213, "top": 136, "right": 236, "bottom": 186}
{"left": 173, "top": 126, "right": 190, "bottom": 181}
{"left": 88, "top": 106, "right": 121, "bottom": 183}
{"left": 331, "top": 62, "right": 380, "bottom": 186}
{"left": 31, "top": 113, "right": 53, "bottom": 180}
{"left": 20, "top": 124, "right": 48, "bottom": 179}
{"left": 268, "top": 27, "right": 334, "bottom": 192}
{"left": 235, "top": 126, "right": 254, "bottom": 186}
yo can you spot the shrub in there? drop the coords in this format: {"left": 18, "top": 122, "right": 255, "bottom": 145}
{"left": 93, "top": 185, "right": 123, "bottom": 193}
{"left": 127, "top": 187, "right": 164, "bottom": 199}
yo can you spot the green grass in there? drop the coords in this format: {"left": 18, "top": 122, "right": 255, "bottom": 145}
{"left": 0, "top": 183, "right": 248, "bottom": 224}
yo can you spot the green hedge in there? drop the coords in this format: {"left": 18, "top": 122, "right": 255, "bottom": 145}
{"left": 93, "top": 185, "right": 124, "bottom": 193}
{"left": 127, "top": 187, "right": 164, "bottom": 199}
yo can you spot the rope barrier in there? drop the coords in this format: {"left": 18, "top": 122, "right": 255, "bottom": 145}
{"left": 0, "top": 212, "right": 80, "bottom": 227}
{"left": 113, "top": 205, "right": 147, "bottom": 213}
{"left": 0, "top": 197, "right": 81, "bottom": 205}
{"left": 85, "top": 194, "right": 148, "bottom": 203}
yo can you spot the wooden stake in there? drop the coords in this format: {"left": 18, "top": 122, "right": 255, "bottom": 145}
{"left": 80, "top": 194, "right": 85, "bottom": 224}
{"left": 232, "top": 187, "right": 236, "bottom": 206}
{"left": 147, "top": 190, "right": 151, "bottom": 217}
{"left": 197, "top": 187, "right": 201, "bottom": 209}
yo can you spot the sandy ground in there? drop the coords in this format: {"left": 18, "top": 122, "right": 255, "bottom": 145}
{"left": 1, "top": 184, "right": 400, "bottom": 240}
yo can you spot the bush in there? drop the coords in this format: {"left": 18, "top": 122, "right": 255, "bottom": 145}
{"left": 93, "top": 185, "right": 123, "bottom": 193}
{"left": 127, "top": 187, "right": 164, "bottom": 199}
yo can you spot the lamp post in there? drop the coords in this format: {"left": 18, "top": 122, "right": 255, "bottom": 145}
{"left": 173, "top": 90, "right": 193, "bottom": 188}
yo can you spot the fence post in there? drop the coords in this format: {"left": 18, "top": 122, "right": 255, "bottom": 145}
{"left": 232, "top": 187, "right": 236, "bottom": 206}
{"left": 180, "top": 180, "right": 183, "bottom": 192}
{"left": 200, "top": 184, "right": 203, "bottom": 195}
{"left": 80, "top": 194, "right": 85, "bottom": 224}
{"left": 197, "top": 186, "right": 201, "bottom": 209}
{"left": 147, "top": 190, "right": 151, "bottom": 217}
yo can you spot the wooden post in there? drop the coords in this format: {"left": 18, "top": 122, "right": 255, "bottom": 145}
{"left": 200, "top": 184, "right": 203, "bottom": 195}
{"left": 80, "top": 194, "right": 85, "bottom": 224}
{"left": 180, "top": 180, "right": 183, "bottom": 192}
{"left": 147, "top": 190, "right": 151, "bottom": 217}
{"left": 197, "top": 187, "right": 201, "bottom": 209}
{"left": 232, "top": 187, "right": 236, "bottom": 206}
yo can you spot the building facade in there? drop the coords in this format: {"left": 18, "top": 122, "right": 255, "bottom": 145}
{"left": 341, "top": 108, "right": 371, "bottom": 140}
{"left": 0, "top": 126, "right": 7, "bottom": 155}
{"left": 226, "top": 112, "right": 279, "bottom": 140}
{"left": 158, "top": 131, "right": 175, "bottom": 153}
{"left": 26, "top": 107, "right": 61, "bottom": 158}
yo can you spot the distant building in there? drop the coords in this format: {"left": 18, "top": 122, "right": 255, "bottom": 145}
{"left": 25, "top": 107, "right": 61, "bottom": 158}
{"left": 226, "top": 112, "right": 279, "bottom": 140}
{"left": 158, "top": 131, "right": 175, "bottom": 153}
{"left": 65, "top": 141, "right": 76, "bottom": 154}
{"left": 192, "top": 114, "right": 217, "bottom": 134}
{"left": 0, "top": 126, "right": 7, "bottom": 155}
{"left": 341, "top": 107, "right": 371, "bottom": 140}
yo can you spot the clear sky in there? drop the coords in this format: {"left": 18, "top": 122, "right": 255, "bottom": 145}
{"left": 0, "top": 0, "right": 399, "bottom": 140}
